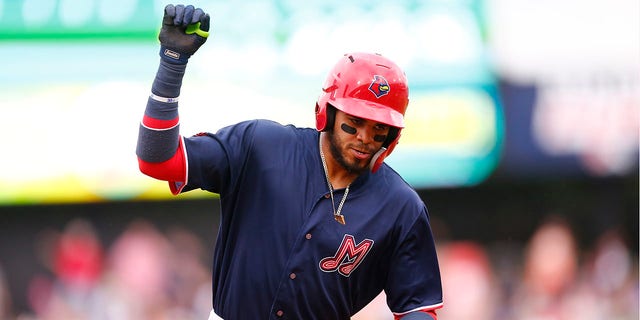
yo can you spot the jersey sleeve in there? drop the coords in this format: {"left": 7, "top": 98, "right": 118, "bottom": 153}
{"left": 385, "top": 205, "right": 443, "bottom": 316}
{"left": 177, "top": 120, "right": 262, "bottom": 195}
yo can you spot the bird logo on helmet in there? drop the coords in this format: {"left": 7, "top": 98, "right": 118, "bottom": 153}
{"left": 315, "top": 52, "right": 409, "bottom": 173}
{"left": 368, "top": 75, "right": 391, "bottom": 98}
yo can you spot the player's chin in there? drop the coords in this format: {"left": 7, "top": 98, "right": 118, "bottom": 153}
{"left": 345, "top": 157, "right": 370, "bottom": 174}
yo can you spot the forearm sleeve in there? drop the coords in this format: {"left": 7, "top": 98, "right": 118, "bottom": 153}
{"left": 136, "top": 60, "right": 187, "bottom": 163}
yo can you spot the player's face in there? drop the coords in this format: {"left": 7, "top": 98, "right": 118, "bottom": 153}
{"left": 328, "top": 110, "right": 390, "bottom": 174}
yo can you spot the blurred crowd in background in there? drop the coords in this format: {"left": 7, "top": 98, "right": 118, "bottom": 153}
{"left": 0, "top": 218, "right": 212, "bottom": 320}
{"left": 0, "top": 212, "right": 636, "bottom": 320}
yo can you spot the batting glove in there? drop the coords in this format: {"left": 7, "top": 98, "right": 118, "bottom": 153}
{"left": 159, "top": 4, "right": 210, "bottom": 64}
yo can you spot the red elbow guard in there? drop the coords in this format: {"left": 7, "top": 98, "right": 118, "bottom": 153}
{"left": 138, "top": 137, "right": 187, "bottom": 183}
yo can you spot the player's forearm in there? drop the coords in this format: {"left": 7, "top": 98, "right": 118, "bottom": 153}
{"left": 136, "top": 60, "right": 186, "bottom": 164}
{"left": 137, "top": 3, "right": 209, "bottom": 165}
{"left": 151, "top": 60, "right": 186, "bottom": 98}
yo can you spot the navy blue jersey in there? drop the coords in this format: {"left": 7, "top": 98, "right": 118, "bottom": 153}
{"left": 178, "top": 119, "right": 442, "bottom": 319}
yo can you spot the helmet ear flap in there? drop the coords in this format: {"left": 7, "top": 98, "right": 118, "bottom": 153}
{"left": 315, "top": 103, "right": 336, "bottom": 132}
{"left": 370, "top": 127, "right": 401, "bottom": 173}
{"left": 315, "top": 102, "right": 326, "bottom": 131}
{"left": 384, "top": 127, "right": 400, "bottom": 148}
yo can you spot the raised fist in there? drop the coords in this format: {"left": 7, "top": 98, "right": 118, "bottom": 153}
{"left": 158, "top": 4, "right": 210, "bottom": 64}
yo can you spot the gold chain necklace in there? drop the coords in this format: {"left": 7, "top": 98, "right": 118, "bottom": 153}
{"left": 319, "top": 137, "right": 349, "bottom": 225}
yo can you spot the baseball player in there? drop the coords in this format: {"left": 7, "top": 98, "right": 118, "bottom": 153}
{"left": 136, "top": 4, "right": 443, "bottom": 319}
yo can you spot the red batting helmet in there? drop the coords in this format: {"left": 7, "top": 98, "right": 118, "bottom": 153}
{"left": 315, "top": 52, "right": 409, "bottom": 172}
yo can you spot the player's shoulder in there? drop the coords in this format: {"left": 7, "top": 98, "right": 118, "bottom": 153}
{"left": 372, "top": 165, "right": 424, "bottom": 205}
{"left": 241, "top": 119, "right": 308, "bottom": 133}
{"left": 225, "top": 119, "right": 316, "bottom": 158}
{"left": 216, "top": 119, "right": 313, "bottom": 140}
{"left": 367, "top": 166, "right": 430, "bottom": 231}
{"left": 249, "top": 119, "right": 316, "bottom": 142}
{"left": 377, "top": 165, "right": 418, "bottom": 192}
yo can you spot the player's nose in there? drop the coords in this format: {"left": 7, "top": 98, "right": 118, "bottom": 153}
{"left": 356, "top": 127, "right": 375, "bottom": 145}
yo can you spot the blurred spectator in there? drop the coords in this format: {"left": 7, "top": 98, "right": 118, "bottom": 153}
{"left": 582, "top": 228, "right": 639, "bottom": 319}
{"left": 100, "top": 219, "right": 172, "bottom": 319}
{"left": 99, "top": 219, "right": 213, "bottom": 320}
{"left": 164, "top": 226, "right": 213, "bottom": 320}
{"left": 53, "top": 219, "right": 104, "bottom": 291}
{"left": 437, "top": 241, "right": 499, "bottom": 320}
{"left": 510, "top": 216, "right": 581, "bottom": 320}
{"left": 27, "top": 218, "right": 105, "bottom": 320}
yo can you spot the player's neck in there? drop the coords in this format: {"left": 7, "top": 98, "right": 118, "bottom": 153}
{"left": 327, "top": 167, "right": 356, "bottom": 190}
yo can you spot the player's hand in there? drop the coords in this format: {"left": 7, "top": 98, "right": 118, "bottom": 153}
{"left": 159, "top": 4, "right": 210, "bottom": 64}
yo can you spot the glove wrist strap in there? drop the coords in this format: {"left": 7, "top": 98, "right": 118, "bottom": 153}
{"left": 159, "top": 45, "right": 191, "bottom": 65}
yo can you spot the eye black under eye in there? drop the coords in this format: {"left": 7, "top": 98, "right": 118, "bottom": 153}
{"left": 341, "top": 123, "right": 357, "bottom": 135}
{"left": 373, "top": 135, "right": 387, "bottom": 143}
